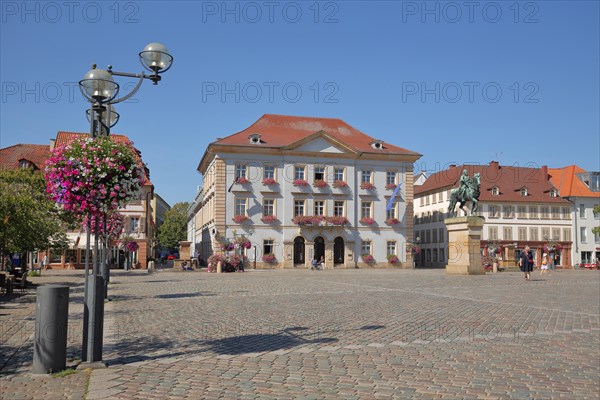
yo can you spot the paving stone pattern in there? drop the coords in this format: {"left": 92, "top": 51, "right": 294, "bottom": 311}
{"left": 1, "top": 269, "right": 599, "bottom": 399}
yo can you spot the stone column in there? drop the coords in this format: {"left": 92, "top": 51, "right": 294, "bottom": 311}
{"left": 445, "top": 216, "right": 485, "bottom": 275}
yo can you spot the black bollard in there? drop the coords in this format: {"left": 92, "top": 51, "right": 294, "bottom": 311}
{"left": 32, "top": 285, "right": 69, "bottom": 374}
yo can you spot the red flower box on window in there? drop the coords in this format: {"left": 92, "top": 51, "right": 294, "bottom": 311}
{"left": 386, "top": 218, "right": 400, "bottom": 225}
{"left": 385, "top": 183, "right": 397, "bottom": 190}
{"left": 387, "top": 255, "right": 400, "bottom": 264}
{"left": 293, "top": 179, "right": 308, "bottom": 187}
{"left": 360, "top": 217, "right": 375, "bottom": 225}
{"left": 262, "top": 253, "right": 277, "bottom": 263}
{"left": 236, "top": 177, "right": 250, "bottom": 184}
{"left": 360, "top": 182, "right": 375, "bottom": 190}
{"left": 262, "top": 178, "right": 277, "bottom": 185}
{"left": 261, "top": 215, "right": 277, "bottom": 223}
{"left": 292, "top": 216, "right": 323, "bottom": 225}
{"left": 332, "top": 180, "right": 347, "bottom": 188}
{"left": 326, "top": 216, "right": 349, "bottom": 226}
{"left": 313, "top": 179, "right": 328, "bottom": 188}
{"left": 232, "top": 215, "right": 249, "bottom": 223}
{"left": 361, "top": 254, "right": 375, "bottom": 263}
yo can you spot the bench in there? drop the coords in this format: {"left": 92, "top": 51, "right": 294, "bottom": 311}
{"left": 11, "top": 275, "right": 27, "bottom": 294}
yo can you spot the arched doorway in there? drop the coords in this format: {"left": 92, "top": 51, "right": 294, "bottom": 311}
{"left": 293, "top": 237, "right": 305, "bottom": 266}
{"left": 314, "top": 236, "right": 325, "bottom": 262}
{"left": 334, "top": 237, "right": 344, "bottom": 265}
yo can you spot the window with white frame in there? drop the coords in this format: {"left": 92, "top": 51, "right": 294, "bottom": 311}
{"left": 314, "top": 200, "right": 325, "bottom": 216}
{"left": 386, "top": 203, "right": 397, "bottom": 220}
{"left": 550, "top": 189, "right": 558, "bottom": 197}
{"left": 552, "top": 228, "right": 560, "bottom": 241}
{"left": 489, "top": 205, "right": 499, "bottom": 218}
{"left": 386, "top": 241, "right": 396, "bottom": 256}
{"left": 488, "top": 226, "right": 498, "bottom": 240}
{"left": 334, "top": 167, "right": 344, "bottom": 182}
{"left": 263, "top": 165, "right": 275, "bottom": 180}
{"left": 563, "top": 228, "right": 571, "bottom": 242}
{"left": 130, "top": 217, "right": 139, "bottom": 232}
{"left": 386, "top": 171, "right": 397, "bottom": 186}
{"left": 551, "top": 207, "right": 560, "bottom": 219}
{"left": 520, "top": 187, "right": 528, "bottom": 196}
{"left": 263, "top": 199, "right": 274, "bottom": 216}
{"left": 361, "top": 240, "right": 372, "bottom": 255}
{"left": 503, "top": 205, "right": 514, "bottom": 219}
{"left": 581, "top": 227, "right": 588, "bottom": 243}
{"left": 235, "top": 164, "right": 247, "bottom": 179}
{"left": 361, "top": 201, "right": 372, "bottom": 219}
{"left": 595, "top": 207, "right": 600, "bottom": 220}
{"left": 529, "top": 206, "right": 538, "bottom": 219}
{"left": 294, "top": 166, "right": 305, "bottom": 181}
{"left": 314, "top": 166, "right": 325, "bottom": 181}
{"left": 595, "top": 230, "right": 600, "bottom": 244}
{"left": 334, "top": 201, "right": 344, "bottom": 216}
{"left": 517, "top": 206, "right": 527, "bottom": 218}
{"left": 503, "top": 226, "right": 513, "bottom": 240}
{"left": 540, "top": 206, "right": 550, "bottom": 219}
{"left": 235, "top": 198, "right": 247, "bottom": 216}
{"left": 492, "top": 186, "right": 499, "bottom": 196}
{"left": 529, "top": 227, "right": 539, "bottom": 241}
{"left": 361, "top": 170, "right": 372, "bottom": 183}
{"left": 579, "top": 204, "right": 585, "bottom": 218}
{"left": 541, "top": 227, "right": 550, "bottom": 240}
{"left": 518, "top": 227, "right": 527, "bottom": 241}
{"left": 263, "top": 239, "right": 274, "bottom": 255}
{"left": 294, "top": 200, "right": 305, "bottom": 216}
{"left": 438, "top": 192, "right": 443, "bottom": 202}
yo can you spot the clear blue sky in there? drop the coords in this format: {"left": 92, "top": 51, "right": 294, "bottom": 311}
{"left": 2, "top": 1, "right": 598, "bottom": 206}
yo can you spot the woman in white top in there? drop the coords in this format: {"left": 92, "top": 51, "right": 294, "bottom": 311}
{"left": 540, "top": 253, "right": 550, "bottom": 275}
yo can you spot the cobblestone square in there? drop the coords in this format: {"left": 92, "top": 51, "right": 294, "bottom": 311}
{"left": 1, "top": 269, "right": 599, "bottom": 399}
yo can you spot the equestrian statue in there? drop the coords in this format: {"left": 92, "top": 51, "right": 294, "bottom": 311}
{"left": 447, "top": 170, "right": 481, "bottom": 217}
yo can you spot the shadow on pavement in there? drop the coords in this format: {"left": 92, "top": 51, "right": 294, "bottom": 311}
{"left": 155, "top": 292, "right": 216, "bottom": 299}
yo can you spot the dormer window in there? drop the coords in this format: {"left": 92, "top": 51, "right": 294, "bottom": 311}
{"left": 491, "top": 186, "right": 499, "bottom": 196}
{"left": 370, "top": 140, "right": 384, "bottom": 150}
{"left": 550, "top": 189, "right": 558, "bottom": 197}
{"left": 19, "top": 160, "right": 30, "bottom": 169}
{"left": 520, "top": 187, "right": 528, "bottom": 197}
{"left": 248, "top": 134, "right": 262, "bottom": 144}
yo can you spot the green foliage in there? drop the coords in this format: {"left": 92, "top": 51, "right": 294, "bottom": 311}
{"left": 594, "top": 205, "right": 600, "bottom": 237}
{"left": 157, "top": 202, "right": 189, "bottom": 252}
{"left": 0, "top": 168, "right": 69, "bottom": 256}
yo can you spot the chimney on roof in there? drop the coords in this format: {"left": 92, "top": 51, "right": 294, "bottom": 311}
{"left": 50, "top": 138, "right": 55, "bottom": 151}
{"left": 542, "top": 165, "right": 548, "bottom": 180}
{"left": 490, "top": 160, "right": 499, "bottom": 169}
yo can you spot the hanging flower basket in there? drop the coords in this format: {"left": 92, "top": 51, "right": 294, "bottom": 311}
{"left": 543, "top": 242, "right": 562, "bottom": 252}
{"left": 45, "top": 136, "right": 144, "bottom": 217}
{"left": 360, "top": 217, "right": 375, "bottom": 225}
{"left": 387, "top": 254, "right": 400, "bottom": 264}
{"left": 293, "top": 179, "right": 308, "bottom": 187}
{"left": 313, "top": 179, "right": 328, "bottom": 188}
{"left": 360, "top": 182, "right": 375, "bottom": 190}
{"left": 362, "top": 254, "right": 375, "bottom": 263}
{"left": 262, "top": 253, "right": 277, "bottom": 263}
{"left": 82, "top": 211, "right": 124, "bottom": 239}
{"left": 221, "top": 242, "right": 236, "bottom": 252}
{"left": 332, "top": 180, "right": 347, "bottom": 188}
{"left": 406, "top": 244, "right": 421, "bottom": 255}
{"left": 326, "top": 216, "right": 349, "bottom": 226}
{"left": 386, "top": 218, "right": 400, "bottom": 225}
{"left": 261, "top": 215, "right": 277, "bottom": 223}
{"left": 232, "top": 215, "right": 249, "bottom": 224}
{"left": 262, "top": 178, "right": 277, "bottom": 185}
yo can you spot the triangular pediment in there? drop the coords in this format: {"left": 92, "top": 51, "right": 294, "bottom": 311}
{"left": 283, "top": 131, "right": 358, "bottom": 154}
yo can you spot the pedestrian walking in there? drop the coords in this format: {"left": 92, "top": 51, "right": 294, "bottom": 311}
{"left": 311, "top": 256, "right": 318, "bottom": 270}
{"left": 519, "top": 246, "right": 533, "bottom": 281}
{"left": 540, "top": 253, "right": 550, "bottom": 276}
{"left": 42, "top": 255, "right": 49, "bottom": 271}
{"left": 319, "top": 256, "right": 325, "bottom": 270}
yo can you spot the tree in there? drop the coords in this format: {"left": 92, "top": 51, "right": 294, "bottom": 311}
{"left": 157, "top": 202, "right": 189, "bottom": 252}
{"left": 0, "top": 168, "right": 69, "bottom": 265}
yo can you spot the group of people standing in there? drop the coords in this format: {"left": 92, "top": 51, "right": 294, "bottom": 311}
{"left": 519, "top": 246, "right": 552, "bottom": 281}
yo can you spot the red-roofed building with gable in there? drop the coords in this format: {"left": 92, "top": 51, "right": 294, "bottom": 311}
{"left": 48, "top": 132, "right": 155, "bottom": 270}
{"left": 414, "top": 161, "right": 574, "bottom": 269}
{"left": 194, "top": 114, "right": 421, "bottom": 269}
{"left": 0, "top": 144, "right": 50, "bottom": 171}
{"left": 549, "top": 166, "right": 600, "bottom": 266}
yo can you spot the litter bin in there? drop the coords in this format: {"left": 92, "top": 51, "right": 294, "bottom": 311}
{"left": 32, "top": 285, "right": 69, "bottom": 374}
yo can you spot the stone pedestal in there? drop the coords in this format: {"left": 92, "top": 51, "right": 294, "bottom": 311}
{"left": 179, "top": 241, "right": 192, "bottom": 260}
{"left": 445, "top": 216, "right": 485, "bottom": 275}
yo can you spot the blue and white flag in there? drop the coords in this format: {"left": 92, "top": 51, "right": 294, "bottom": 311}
{"left": 386, "top": 183, "right": 403, "bottom": 212}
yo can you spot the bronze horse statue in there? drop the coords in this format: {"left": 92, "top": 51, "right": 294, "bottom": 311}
{"left": 448, "top": 173, "right": 481, "bottom": 217}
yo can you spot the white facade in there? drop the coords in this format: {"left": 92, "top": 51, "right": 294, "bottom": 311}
{"left": 572, "top": 197, "right": 600, "bottom": 264}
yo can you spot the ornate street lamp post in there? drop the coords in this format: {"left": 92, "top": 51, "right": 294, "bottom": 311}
{"left": 78, "top": 43, "right": 173, "bottom": 365}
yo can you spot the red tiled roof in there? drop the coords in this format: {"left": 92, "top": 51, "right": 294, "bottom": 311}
{"left": 415, "top": 162, "right": 569, "bottom": 204}
{"left": 0, "top": 144, "right": 50, "bottom": 171}
{"left": 213, "top": 114, "right": 421, "bottom": 156}
{"left": 548, "top": 165, "right": 597, "bottom": 198}
{"left": 54, "top": 132, "right": 152, "bottom": 186}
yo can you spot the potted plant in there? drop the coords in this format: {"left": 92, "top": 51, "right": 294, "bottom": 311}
{"left": 360, "top": 217, "right": 375, "bottom": 225}
{"left": 332, "top": 180, "right": 347, "bottom": 188}
{"left": 236, "top": 177, "right": 250, "bottom": 184}
{"left": 385, "top": 183, "right": 397, "bottom": 190}
{"left": 387, "top": 254, "right": 400, "bottom": 264}
{"left": 360, "top": 182, "right": 375, "bottom": 190}
{"left": 262, "top": 253, "right": 277, "bottom": 263}
{"left": 232, "top": 215, "right": 249, "bottom": 223}
{"left": 261, "top": 214, "right": 277, "bottom": 223}
{"left": 262, "top": 177, "right": 277, "bottom": 185}
{"left": 326, "top": 216, "right": 349, "bottom": 226}
{"left": 362, "top": 254, "right": 375, "bottom": 263}
{"left": 293, "top": 179, "right": 308, "bottom": 187}
{"left": 313, "top": 179, "right": 328, "bottom": 188}
{"left": 385, "top": 217, "right": 400, "bottom": 225}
